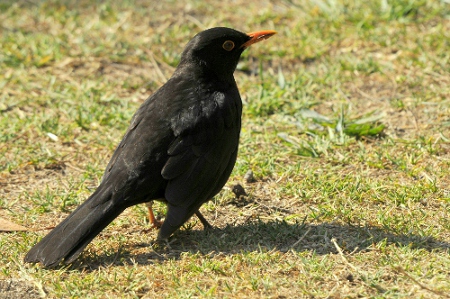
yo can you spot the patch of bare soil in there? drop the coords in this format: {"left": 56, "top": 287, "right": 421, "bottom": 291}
{"left": 0, "top": 279, "right": 42, "bottom": 299}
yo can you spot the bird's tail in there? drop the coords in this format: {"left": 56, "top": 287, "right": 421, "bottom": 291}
{"left": 24, "top": 188, "right": 126, "bottom": 267}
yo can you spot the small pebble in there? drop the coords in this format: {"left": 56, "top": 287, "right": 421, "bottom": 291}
{"left": 244, "top": 169, "right": 255, "bottom": 183}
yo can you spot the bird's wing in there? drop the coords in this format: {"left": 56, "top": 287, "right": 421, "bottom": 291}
{"left": 162, "top": 90, "right": 241, "bottom": 208}
{"left": 97, "top": 91, "right": 172, "bottom": 205}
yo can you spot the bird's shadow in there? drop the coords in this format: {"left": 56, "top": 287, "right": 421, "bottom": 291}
{"left": 74, "top": 220, "right": 450, "bottom": 270}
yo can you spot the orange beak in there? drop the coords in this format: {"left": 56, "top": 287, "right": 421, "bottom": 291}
{"left": 241, "top": 30, "right": 277, "bottom": 48}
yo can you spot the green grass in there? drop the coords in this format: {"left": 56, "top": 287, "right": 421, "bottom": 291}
{"left": 1, "top": 0, "right": 450, "bottom": 298}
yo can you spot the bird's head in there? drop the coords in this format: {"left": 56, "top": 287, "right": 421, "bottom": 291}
{"left": 179, "top": 27, "right": 276, "bottom": 83}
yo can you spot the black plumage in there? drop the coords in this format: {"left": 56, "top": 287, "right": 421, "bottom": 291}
{"left": 24, "top": 27, "right": 276, "bottom": 267}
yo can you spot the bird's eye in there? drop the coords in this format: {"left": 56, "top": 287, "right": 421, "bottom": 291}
{"left": 222, "top": 40, "right": 235, "bottom": 51}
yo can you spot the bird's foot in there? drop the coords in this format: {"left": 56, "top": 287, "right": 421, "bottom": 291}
{"left": 145, "top": 202, "right": 163, "bottom": 231}
{"left": 142, "top": 220, "right": 163, "bottom": 234}
{"left": 195, "top": 211, "right": 213, "bottom": 230}
{"left": 149, "top": 219, "right": 163, "bottom": 229}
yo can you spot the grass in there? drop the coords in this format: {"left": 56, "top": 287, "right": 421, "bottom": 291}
{"left": 1, "top": 0, "right": 449, "bottom": 297}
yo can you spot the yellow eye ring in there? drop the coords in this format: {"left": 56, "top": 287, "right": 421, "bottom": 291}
{"left": 222, "top": 40, "right": 235, "bottom": 51}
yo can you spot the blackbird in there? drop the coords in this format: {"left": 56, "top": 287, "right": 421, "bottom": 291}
{"left": 24, "top": 27, "right": 276, "bottom": 267}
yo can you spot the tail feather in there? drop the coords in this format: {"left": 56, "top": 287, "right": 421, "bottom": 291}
{"left": 24, "top": 190, "right": 125, "bottom": 267}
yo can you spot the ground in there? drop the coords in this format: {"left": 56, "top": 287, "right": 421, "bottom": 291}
{"left": 1, "top": 0, "right": 449, "bottom": 298}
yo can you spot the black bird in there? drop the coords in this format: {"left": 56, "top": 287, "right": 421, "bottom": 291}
{"left": 24, "top": 27, "right": 276, "bottom": 267}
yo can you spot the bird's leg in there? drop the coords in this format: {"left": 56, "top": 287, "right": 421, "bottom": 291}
{"left": 195, "top": 211, "right": 212, "bottom": 229}
{"left": 146, "top": 201, "right": 163, "bottom": 229}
